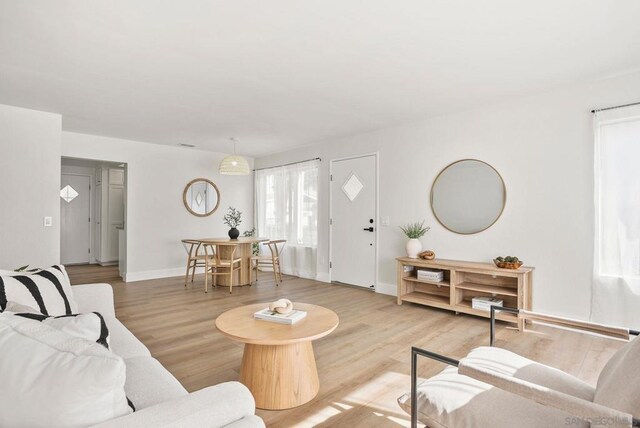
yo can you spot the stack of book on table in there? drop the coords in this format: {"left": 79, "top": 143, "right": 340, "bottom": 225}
{"left": 417, "top": 269, "right": 444, "bottom": 282}
{"left": 471, "top": 296, "right": 503, "bottom": 311}
{"left": 254, "top": 308, "right": 307, "bottom": 325}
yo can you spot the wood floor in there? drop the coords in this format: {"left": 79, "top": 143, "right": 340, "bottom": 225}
{"left": 67, "top": 265, "right": 623, "bottom": 428}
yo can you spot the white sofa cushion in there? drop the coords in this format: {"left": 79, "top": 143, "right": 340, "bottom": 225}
{"left": 0, "top": 312, "right": 131, "bottom": 427}
{"left": 124, "top": 356, "right": 188, "bottom": 410}
{"left": 103, "top": 315, "right": 151, "bottom": 359}
{"left": 95, "top": 382, "right": 260, "bottom": 428}
{"left": 594, "top": 336, "right": 640, "bottom": 417}
{"left": 398, "top": 346, "right": 593, "bottom": 428}
{"left": 0, "top": 265, "right": 78, "bottom": 315}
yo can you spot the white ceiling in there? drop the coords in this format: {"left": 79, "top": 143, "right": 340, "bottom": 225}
{"left": 1, "top": 1, "right": 640, "bottom": 157}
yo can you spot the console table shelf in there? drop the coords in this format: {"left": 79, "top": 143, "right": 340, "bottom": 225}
{"left": 397, "top": 257, "right": 533, "bottom": 329}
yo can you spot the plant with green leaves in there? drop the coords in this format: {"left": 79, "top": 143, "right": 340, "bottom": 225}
{"left": 243, "top": 228, "right": 260, "bottom": 255}
{"left": 400, "top": 221, "right": 430, "bottom": 239}
{"left": 223, "top": 206, "right": 242, "bottom": 228}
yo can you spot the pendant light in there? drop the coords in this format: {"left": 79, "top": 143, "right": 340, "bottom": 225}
{"left": 219, "top": 138, "right": 250, "bottom": 175}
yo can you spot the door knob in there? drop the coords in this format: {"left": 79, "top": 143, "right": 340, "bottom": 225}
{"left": 363, "top": 227, "right": 374, "bottom": 232}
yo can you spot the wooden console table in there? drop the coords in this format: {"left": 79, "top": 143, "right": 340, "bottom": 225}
{"left": 397, "top": 258, "right": 533, "bottom": 330}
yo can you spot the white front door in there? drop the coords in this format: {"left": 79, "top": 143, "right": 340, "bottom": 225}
{"left": 330, "top": 154, "right": 377, "bottom": 289}
{"left": 60, "top": 174, "right": 91, "bottom": 264}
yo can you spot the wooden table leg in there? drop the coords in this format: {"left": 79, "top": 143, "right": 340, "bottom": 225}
{"left": 217, "top": 243, "right": 251, "bottom": 286}
{"left": 239, "top": 341, "right": 320, "bottom": 410}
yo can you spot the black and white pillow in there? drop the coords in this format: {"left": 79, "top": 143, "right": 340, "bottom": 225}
{"left": 2, "top": 308, "right": 135, "bottom": 411}
{"left": 0, "top": 265, "right": 78, "bottom": 315}
{"left": 9, "top": 311, "right": 110, "bottom": 349}
{"left": 0, "top": 312, "right": 134, "bottom": 425}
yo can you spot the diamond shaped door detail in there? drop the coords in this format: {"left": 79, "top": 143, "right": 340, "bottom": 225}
{"left": 60, "top": 185, "right": 79, "bottom": 203}
{"left": 341, "top": 173, "right": 364, "bottom": 202}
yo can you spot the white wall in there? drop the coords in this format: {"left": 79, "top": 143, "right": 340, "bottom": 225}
{"left": 255, "top": 70, "right": 640, "bottom": 320}
{"left": 0, "top": 104, "right": 61, "bottom": 269}
{"left": 62, "top": 131, "right": 254, "bottom": 281}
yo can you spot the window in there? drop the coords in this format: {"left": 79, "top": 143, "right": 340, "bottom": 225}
{"left": 592, "top": 105, "right": 640, "bottom": 327}
{"left": 595, "top": 108, "right": 640, "bottom": 279}
{"left": 255, "top": 160, "right": 319, "bottom": 277}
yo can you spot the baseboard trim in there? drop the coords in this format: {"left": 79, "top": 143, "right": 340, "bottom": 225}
{"left": 376, "top": 282, "right": 397, "bottom": 297}
{"left": 125, "top": 267, "right": 185, "bottom": 283}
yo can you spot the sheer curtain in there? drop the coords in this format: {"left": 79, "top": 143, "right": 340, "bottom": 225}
{"left": 592, "top": 104, "right": 640, "bottom": 329}
{"left": 254, "top": 160, "right": 319, "bottom": 278}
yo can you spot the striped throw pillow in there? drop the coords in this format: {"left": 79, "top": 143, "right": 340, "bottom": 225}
{"left": 0, "top": 313, "right": 133, "bottom": 426}
{"left": 0, "top": 265, "right": 77, "bottom": 316}
{"left": 10, "top": 311, "right": 110, "bottom": 349}
{"left": 2, "top": 308, "right": 135, "bottom": 411}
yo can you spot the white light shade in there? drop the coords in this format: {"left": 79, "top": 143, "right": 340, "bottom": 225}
{"left": 219, "top": 154, "right": 250, "bottom": 175}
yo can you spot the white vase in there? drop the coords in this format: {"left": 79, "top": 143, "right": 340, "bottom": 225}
{"left": 405, "top": 238, "right": 422, "bottom": 258}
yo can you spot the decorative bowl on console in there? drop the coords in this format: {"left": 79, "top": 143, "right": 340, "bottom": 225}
{"left": 493, "top": 256, "right": 523, "bottom": 269}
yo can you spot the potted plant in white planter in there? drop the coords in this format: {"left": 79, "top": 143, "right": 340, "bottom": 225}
{"left": 223, "top": 206, "right": 242, "bottom": 239}
{"left": 400, "top": 221, "right": 430, "bottom": 258}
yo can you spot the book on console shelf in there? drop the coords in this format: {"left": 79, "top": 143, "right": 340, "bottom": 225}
{"left": 416, "top": 269, "right": 444, "bottom": 282}
{"left": 254, "top": 308, "right": 307, "bottom": 325}
{"left": 471, "top": 296, "right": 503, "bottom": 311}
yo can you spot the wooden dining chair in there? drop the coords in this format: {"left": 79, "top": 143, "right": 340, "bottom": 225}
{"left": 203, "top": 242, "right": 242, "bottom": 293}
{"left": 250, "top": 239, "right": 286, "bottom": 285}
{"left": 181, "top": 239, "right": 216, "bottom": 287}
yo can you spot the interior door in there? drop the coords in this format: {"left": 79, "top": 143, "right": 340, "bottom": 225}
{"left": 60, "top": 174, "right": 91, "bottom": 264}
{"left": 330, "top": 154, "right": 376, "bottom": 289}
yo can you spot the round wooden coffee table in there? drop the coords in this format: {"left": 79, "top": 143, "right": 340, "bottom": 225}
{"left": 215, "top": 302, "right": 339, "bottom": 410}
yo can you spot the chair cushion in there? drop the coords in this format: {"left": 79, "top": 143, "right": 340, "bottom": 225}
{"left": 594, "top": 337, "right": 640, "bottom": 417}
{"left": 124, "top": 356, "right": 188, "bottom": 410}
{"left": 398, "top": 366, "right": 588, "bottom": 428}
{"left": 461, "top": 347, "right": 594, "bottom": 400}
{"left": 398, "top": 347, "right": 595, "bottom": 428}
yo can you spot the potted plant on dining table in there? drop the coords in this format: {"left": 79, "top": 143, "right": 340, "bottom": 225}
{"left": 223, "top": 206, "right": 242, "bottom": 239}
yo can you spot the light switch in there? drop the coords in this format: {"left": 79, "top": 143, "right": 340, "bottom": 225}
{"left": 380, "top": 216, "right": 390, "bottom": 226}
{"left": 43, "top": 216, "right": 53, "bottom": 227}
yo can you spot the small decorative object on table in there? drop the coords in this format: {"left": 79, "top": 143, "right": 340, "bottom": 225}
{"left": 269, "top": 298, "right": 293, "bottom": 314}
{"left": 418, "top": 250, "right": 436, "bottom": 260}
{"left": 254, "top": 299, "right": 307, "bottom": 324}
{"left": 493, "top": 256, "right": 523, "bottom": 269}
{"left": 223, "top": 206, "right": 242, "bottom": 239}
{"left": 400, "top": 221, "right": 430, "bottom": 258}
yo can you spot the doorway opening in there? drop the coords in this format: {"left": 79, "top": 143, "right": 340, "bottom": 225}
{"left": 60, "top": 157, "right": 127, "bottom": 279}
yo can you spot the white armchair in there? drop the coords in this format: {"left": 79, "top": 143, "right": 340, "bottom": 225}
{"left": 399, "top": 307, "right": 640, "bottom": 428}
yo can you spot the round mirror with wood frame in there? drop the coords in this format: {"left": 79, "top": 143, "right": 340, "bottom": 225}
{"left": 183, "top": 178, "right": 220, "bottom": 217}
{"left": 430, "top": 159, "right": 506, "bottom": 234}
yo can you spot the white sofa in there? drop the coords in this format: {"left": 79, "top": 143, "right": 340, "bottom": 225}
{"left": 72, "top": 283, "right": 264, "bottom": 428}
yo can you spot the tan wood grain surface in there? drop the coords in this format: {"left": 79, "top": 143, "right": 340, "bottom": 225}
{"left": 68, "top": 264, "right": 624, "bottom": 428}
{"left": 216, "top": 303, "right": 339, "bottom": 345}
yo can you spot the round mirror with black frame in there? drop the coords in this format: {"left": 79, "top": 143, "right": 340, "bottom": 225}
{"left": 183, "top": 178, "right": 220, "bottom": 217}
{"left": 430, "top": 159, "right": 506, "bottom": 234}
